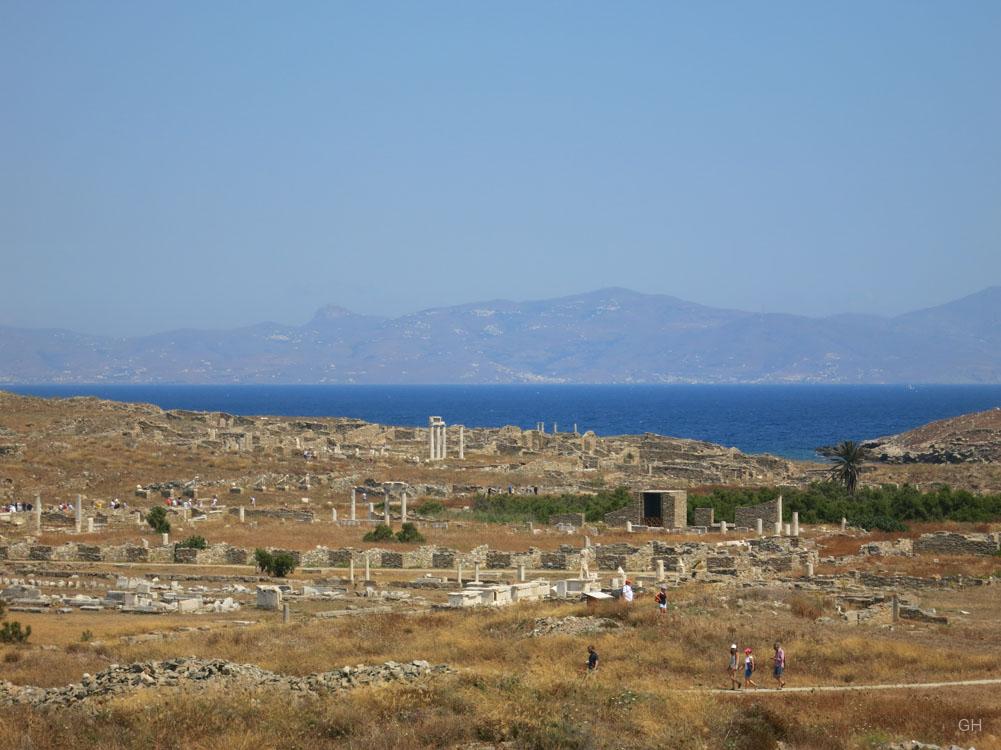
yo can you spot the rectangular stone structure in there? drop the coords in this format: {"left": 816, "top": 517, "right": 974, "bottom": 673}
{"left": 734, "top": 495, "right": 782, "bottom": 530}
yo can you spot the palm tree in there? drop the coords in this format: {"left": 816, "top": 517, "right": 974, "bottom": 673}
{"left": 828, "top": 440, "right": 868, "bottom": 494}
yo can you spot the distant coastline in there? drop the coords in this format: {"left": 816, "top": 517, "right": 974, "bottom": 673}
{"left": 6, "top": 384, "right": 1001, "bottom": 461}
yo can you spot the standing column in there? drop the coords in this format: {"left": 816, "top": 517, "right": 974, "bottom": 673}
{"left": 400, "top": 492, "right": 407, "bottom": 523}
{"left": 791, "top": 512, "right": 799, "bottom": 537}
{"left": 756, "top": 518, "right": 763, "bottom": 536}
{"left": 34, "top": 494, "right": 42, "bottom": 532}
{"left": 364, "top": 553, "right": 371, "bottom": 581}
{"left": 383, "top": 491, "right": 390, "bottom": 524}
{"left": 75, "top": 494, "right": 83, "bottom": 534}
{"left": 428, "top": 418, "right": 436, "bottom": 461}
{"left": 458, "top": 426, "right": 465, "bottom": 459}
{"left": 441, "top": 424, "right": 447, "bottom": 459}
{"left": 350, "top": 488, "right": 357, "bottom": 521}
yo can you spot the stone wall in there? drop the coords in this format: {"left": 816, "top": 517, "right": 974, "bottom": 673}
{"left": 693, "top": 507, "right": 714, "bottom": 527}
{"left": 733, "top": 496, "right": 782, "bottom": 529}
{"left": 0, "top": 536, "right": 818, "bottom": 576}
{"left": 913, "top": 532, "right": 1001, "bottom": 556}
{"left": 550, "top": 513, "right": 585, "bottom": 528}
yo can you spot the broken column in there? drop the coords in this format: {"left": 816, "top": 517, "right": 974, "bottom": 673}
{"left": 518, "top": 564, "right": 526, "bottom": 582}
{"left": 474, "top": 563, "right": 480, "bottom": 583}
{"left": 656, "top": 560, "right": 665, "bottom": 581}
{"left": 86, "top": 517, "right": 94, "bottom": 533}
{"left": 75, "top": 494, "right": 83, "bottom": 534}
{"left": 331, "top": 508, "right": 338, "bottom": 522}
{"left": 458, "top": 425, "right": 465, "bottom": 459}
{"left": 34, "top": 495, "right": 42, "bottom": 532}
{"left": 383, "top": 491, "right": 390, "bottom": 524}
{"left": 350, "top": 488, "right": 357, "bottom": 521}
{"left": 400, "top": 492, "right": 407, "bottom": 523}
{"left": 349, "top": 558, "right": 355, "bottom": 583}
{"left": 791, "top": 512, "right": 799, "bottom": 537}
{"left": 162, "top": 532, "right": 170, "bottom": 546}
{"left": 720, "top": 520, "right": 728, "bottom": 535}
{"left": 840, "top": 517, "right": 847, "bottom": 532}
{"left": 364, "top": 554, "right": 371, "bottom": 581}
{"left": 784, "top": 523, "right": 791, "bottom": 536}
{"left": 774, "top": 521, "right": 782, "bottom": 536}
{"left": 239, "top": 506, "right": 245, "bottom": 523}
{"left": 756, "top": 518, "right": 763, "bottom": 536}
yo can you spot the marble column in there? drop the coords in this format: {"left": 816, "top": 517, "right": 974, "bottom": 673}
{"left": 458, "top": 426, "right": 465, "bottom": 459}
{"left": 350, "top": 489, "right": 357, "bottom": 521}
{"left": 75, "top": 494, "right": 83, "bottom": 534}
{"left": 400, "top": 492, "right": 407, "bottom": 523}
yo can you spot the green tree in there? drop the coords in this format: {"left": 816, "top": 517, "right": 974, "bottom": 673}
{"left": 146, "top": 506, "right": 171, "bottom": 534}
{"left": 395, "top": 522, "right": 426, "bottom": 544}
{"left": 363, "top": 524, "right": 396, "bottom": 542}
{"left": 253, "top": 548, "right": 297, "bottom": 577}
{"left": 827, "top": 440, "right": 868, "bottom": 495}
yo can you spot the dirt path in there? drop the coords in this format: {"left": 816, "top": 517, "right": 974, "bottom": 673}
{"left": 703, "top": 678, "right": 1001, "bottom": 694}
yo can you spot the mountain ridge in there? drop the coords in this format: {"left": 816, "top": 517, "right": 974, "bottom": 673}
{"left": 2, "top": 287, "right": 1000, "bottom": 384}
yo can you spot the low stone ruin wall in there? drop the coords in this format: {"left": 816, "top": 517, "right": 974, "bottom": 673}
{"left": 226, "top": 508, "right": 315, "bottom": 523}
{"left": 733, "top": 496, "right": 781, "bottom": 529}
{"left": 0, "top": 537, "right": 816, "bottom": 577}
{"left": 913, "top": 532, "right": 1000, "bottom": 556}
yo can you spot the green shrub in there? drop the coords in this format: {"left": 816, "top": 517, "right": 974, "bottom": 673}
{"left": 416, "top": 501, "right": 445, "bottom": 516}
{"left": 395, "top": 522, "right": 426, "bottom": 544}
{"left": 80, "top": 629, "right": 94, "bottom": 643}
{"left": 253, "top": 548, "right": 297, "bottom": 578}
{"left": 363, "top": 524, "right": 396, "bottom": 542}
{"left": 0, "top": 621, "right": 31, "bottom": 644}
{"left": 146, "top": 506, "right": 171, "bottom": 534}
{"left": 176, "top": 535, "right": 208, "bottom": 550}
{"left": 686, "top": 481, "right": 1001, "bottom": 531}
{"left": 471, "top": 486, "right": 632, "bottom": 524}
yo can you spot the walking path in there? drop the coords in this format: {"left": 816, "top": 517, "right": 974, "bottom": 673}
{"left": 702, "top": 678, "right": 1001, "bottom": 694}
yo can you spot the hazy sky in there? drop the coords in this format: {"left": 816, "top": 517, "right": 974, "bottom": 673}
{"left": 2, "top": 2, "right": 1000, "bottom": 336}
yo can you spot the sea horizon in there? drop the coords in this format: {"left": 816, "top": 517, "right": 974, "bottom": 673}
{"left": 6, "top": 383, "right": 1001, "bottom": 462}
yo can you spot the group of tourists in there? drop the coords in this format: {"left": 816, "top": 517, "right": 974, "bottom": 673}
{"left": 583, "top": 641, "right": 787, "bottom": 689}
{"left": 728, "top": 642, "right": 786, "bottom": 689}
{"left": 589, "top": 582, "right": 787, "bottom": 690}
{"left": 2, "top": 501, "right": 34, "bottom": 513}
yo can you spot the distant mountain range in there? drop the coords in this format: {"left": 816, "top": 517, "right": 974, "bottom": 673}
{"left": 2, "top": 287, "right": 1000, "bottom": 384}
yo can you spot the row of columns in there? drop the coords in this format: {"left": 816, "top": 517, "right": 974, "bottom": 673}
{"left": 428, "top": 418, "right": 465, "bottom": 461}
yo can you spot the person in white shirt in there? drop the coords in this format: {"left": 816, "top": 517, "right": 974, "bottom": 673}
{"left": 621, "top": 579, "right": 634, "bottom": 604}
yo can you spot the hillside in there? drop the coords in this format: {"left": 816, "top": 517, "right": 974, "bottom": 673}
{"left": 2, "top": 287, "right": 1001, "bottom": 384}
{"left": 864, "top": 407, "right": 1001, "bottom": 464}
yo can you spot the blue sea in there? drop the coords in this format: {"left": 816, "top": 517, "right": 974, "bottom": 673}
{"left": 6, "top": 384, "right": 1001, "bottom": 461}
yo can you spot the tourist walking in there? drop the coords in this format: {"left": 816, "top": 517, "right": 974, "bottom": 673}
{"left": 743, "top": 648, "right": 758, "bottom": 689}
{"left": 655, "top": 586, "right": 667, "bottom": 615}
{"left": 728, "top": 644, "right": 741, "bottom": 689}
{"left": 772, "top": 641, "right": 786, "bottom": 688}
{"left": 584, "top": 645, "right": 599, "bottom": 677}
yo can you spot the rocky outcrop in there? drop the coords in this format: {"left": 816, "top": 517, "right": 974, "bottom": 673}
{"left": 857, "top": 407, "right": 1001, "bottom": 464}
{"left": 0, "top": 657, "right": 450, "bottom": 708}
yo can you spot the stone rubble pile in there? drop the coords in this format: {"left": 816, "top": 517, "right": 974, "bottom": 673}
{"left": 0, "top": 657, "right": 451, "bottom": 708}
{"left": 530, "top": 616, "right": 621, "bottom": 638}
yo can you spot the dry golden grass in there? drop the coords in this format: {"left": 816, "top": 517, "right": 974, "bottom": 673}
{"left": 0, "top": 583, "right": 999, "bottom": 747}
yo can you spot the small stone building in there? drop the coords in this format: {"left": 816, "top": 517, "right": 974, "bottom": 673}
{"left": 604, "top": 489, "right": 687, "bottom": 529}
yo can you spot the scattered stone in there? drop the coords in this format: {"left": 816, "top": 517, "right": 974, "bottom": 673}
{"left": 529, "top": 616, "right": 620, "bottom": 637}
{"left": 0, "top": 657, "right": 451, "bottom": 708}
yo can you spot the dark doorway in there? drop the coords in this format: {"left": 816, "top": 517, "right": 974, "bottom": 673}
{"left": 642, "top": 492, "right": 662, "bottom": 526}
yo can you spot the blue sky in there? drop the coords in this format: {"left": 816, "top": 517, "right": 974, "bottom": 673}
{"left": 2, "top": 2, "right": 999, "bottom": 336}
